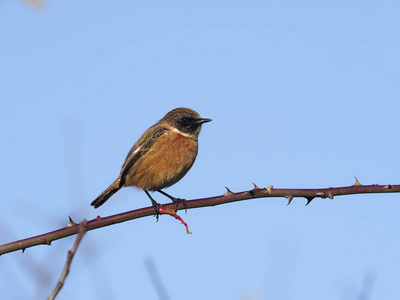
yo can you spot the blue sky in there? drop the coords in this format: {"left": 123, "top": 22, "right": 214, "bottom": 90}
{"left": 1, "top": 1, "right": 400, "bottom": 299}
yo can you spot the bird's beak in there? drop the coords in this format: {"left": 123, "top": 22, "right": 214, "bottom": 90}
{"left": 197, "top": 118, "right": 212, "bottom": 124}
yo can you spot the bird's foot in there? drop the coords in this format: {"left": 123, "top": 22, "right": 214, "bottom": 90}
{"left": 171, "top": 197, "right": 188, "bottom": 212}
{"left": 151, "top": 201, "right": 163, "bottom": 222}
{"left": 157, "top": 190, "right": 188, "bottom": 212}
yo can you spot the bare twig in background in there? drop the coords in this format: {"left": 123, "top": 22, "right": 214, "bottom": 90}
{"left": 47, "top": 220, "right": 88, "bottom": 300}
{"left": 145, "top": 258, "right": 170, "bottom": 300}
{"left": 357, "top": 272, "right": 375, "bottom": 300}
{"left": 1, "top": 182, "right": 400, "bottom": 256}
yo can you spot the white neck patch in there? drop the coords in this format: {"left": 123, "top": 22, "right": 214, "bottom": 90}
{"left": 171, "top": 127, "right": 194, "bottom": 139}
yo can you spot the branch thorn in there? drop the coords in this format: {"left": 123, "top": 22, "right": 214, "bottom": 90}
{"left": 353, "top": 176, "right": 362, "bottom": 186}
{"left": 305, "top": 197, "right": 314, "bottom": 206}
{"left": 224, "top": 187, "right": 233, "bottom": 196}
{"left": 67, "top": 216, "right": 77, "bottom": 227}
{"left": 252, "top": 183, "right": 260, "bottom": 189}
{"left": 285, "top": 196, "right": 294, "bottom": 205}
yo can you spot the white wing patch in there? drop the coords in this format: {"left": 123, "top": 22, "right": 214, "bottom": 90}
{"left": 132, "top": 145, "right": 142, "bottom": 155}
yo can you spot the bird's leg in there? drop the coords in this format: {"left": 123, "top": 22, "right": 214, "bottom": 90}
{"left": 144, "top": 190, "right": 161, "bottom": 221}
{"left": 157, "top": 190, "right": 187, "bottom": 212}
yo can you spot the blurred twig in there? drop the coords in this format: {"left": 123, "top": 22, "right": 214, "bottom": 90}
{"left": 145, "top": 258, "right": 170, "bottom": 300}
{"left": 47, "top": 220, "right": 87, "bottom": 300}
{"left": 1, "top": 182, "right": 400, "bottom": 256}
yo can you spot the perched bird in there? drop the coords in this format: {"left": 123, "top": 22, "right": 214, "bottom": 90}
{"left": 91, "top": 107, "right": 211, "bottom": 215}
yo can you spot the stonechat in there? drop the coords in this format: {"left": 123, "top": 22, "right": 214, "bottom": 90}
{"left": 91, "top": 107, "right": 211, "bottom": 214}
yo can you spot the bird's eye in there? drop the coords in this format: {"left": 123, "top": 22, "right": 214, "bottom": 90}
{"left": 179, "top": 117, "right": 189, "bottom": 124}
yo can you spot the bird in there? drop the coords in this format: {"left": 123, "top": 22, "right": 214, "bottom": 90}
{"left": 90, "top": 107, "right": 211, "bottom": 216}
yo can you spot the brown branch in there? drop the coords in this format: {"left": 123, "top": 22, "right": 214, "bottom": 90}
{"left": 48, "top": 220, "right": 87, "bottom": 300}
{"left": 1, "top": 183, "right": 399, "bottom": 256}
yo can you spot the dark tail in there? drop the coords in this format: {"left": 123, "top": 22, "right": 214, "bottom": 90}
{"left": 91, "top": 179, "right": 121, "bottom": 208}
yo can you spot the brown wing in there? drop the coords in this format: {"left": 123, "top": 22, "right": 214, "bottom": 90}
{"left": 119, "top": 125, "right": 167, "bottom": 187}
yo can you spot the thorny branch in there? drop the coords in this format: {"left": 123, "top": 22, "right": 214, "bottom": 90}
{"left": 47, "top": 220, "right": 87, "bottom": 300}
{"left": 1, "top": 180, "right": 399, "bottom": 256}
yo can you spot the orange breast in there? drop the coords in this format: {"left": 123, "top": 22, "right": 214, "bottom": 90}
{"left": 122, "top": 131, "right": 199, "bottom": 191}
